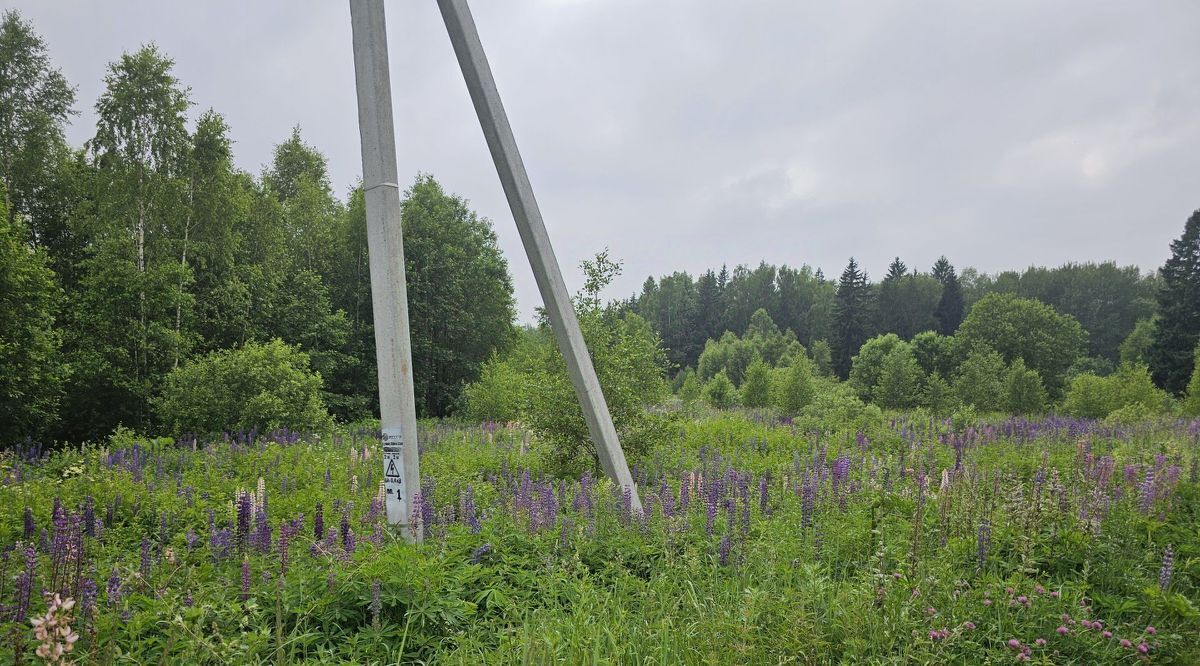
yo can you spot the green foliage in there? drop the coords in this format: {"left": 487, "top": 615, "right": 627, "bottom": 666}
{"left": 953, "top": 346, "right": 1006, "bottom": 412}
{"left": 739, "top": 357, "right": 772, "bottom": 408}
{"left": 1003, "top": 358, "right": 1046, "bottom": 415}
{"left": 461, "top": 352, "right": 529, "bottom": 424}
{"left": 1184, "top": 346, "right": 1200, "bottom": 417}
{"left": 465, "top": 252, "right": 666, "bottom": 476}
{"left": 874, "top": 345, "right": 923, "bottom": 409}
{"left": 920, "top": 372, "right": 958, "bottom": 415}
{"left": 400, "top": 175, "right": 516, "bottom": 417}
{"left": 677, "top": 368, "right": 702, "bottom": 406}
{"left": 832, "top": 258, "right": 872, "bottom": 378}
{"left": 848, "top": 333, "right": 904, "bottom": 401}
{"left": 1149, "top": 210, "right": 1200, "bottom": 393}
{"left": 1064, "top": 364, "right": 1170, "bottom": 420}
{"left": 1120, "top": 318, "right": 1157, "bottom": 367}
{"left": 774, "top": 355, "right": 816, "bottom": 417}
{"left": 155, "top": 339, "right": 330, "bottom": 434}
{"left": 808, "top": 339, "right": 833, "bottom": 376}
{"left": 697, "top": 332, "right": 754, "bottom": 385}
{"left": 704, "top": 370, "right": 736, "bottom": 409}
{"left": 911, "top": 331, "right": 956, "bottom": 379}
{"left": 956, "top": 293, "right": 1087, "bottom": 395}
{"left": 1062, "top": 373, "right": 1112, "bottom": 420}
{"left": 0, "top": 196, "right": 66, "bottom": 442}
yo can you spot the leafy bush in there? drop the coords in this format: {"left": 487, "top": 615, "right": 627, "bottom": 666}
{"left": 464, "top": 252, "right": 669, "bottom": 476}
{"left": 774, "top": 355, "right": 816, "bottom": 417}
{"left": 704, "top": 371, "right": 736, "bottom": 409}
{"left": 849, "top": 333, "right": 905, "bottom": 400}
{"left": 677, "top": 369, "right": 702, "bottom": 406}
{"left": 956, "top": 293, "right": 1087, "bottom": 395}
{"left": 1183, "top": 346, "right": 1200, "bottom": 417}
{"left": 953, "top": 346, "right": 1006, "bottom": 412}
{"left": 875, "top": 346, "right": 923, "bottom": 409}
{"left": 739, "top": 358, "right": 772, "bottom": 408}
{"left": 1004, "top": 358, "right": 1046, "bottom": 415}
{"left": 1063, "top": 363, "right": 1171, "bottom": 420}
{"left": 155, "top": 339, "right": 330, "bottom": 434}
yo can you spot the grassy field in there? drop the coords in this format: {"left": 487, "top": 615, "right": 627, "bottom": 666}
{"left": 1, "top": 414, "right": 1197, "bottom": 664}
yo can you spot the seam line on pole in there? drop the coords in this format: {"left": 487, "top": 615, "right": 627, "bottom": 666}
{"left": 365, "top": 182, "right": 400, "bottom": 192}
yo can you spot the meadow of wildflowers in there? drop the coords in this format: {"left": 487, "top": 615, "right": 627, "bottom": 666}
{"left": 1, "top": 415, "right": 1198, "bottom": 663}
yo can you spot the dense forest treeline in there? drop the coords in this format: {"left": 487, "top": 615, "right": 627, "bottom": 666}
{"left": 2, "top": 10, "right": 1199, "bottom": 445}
{"left": 618, "top": 259, "right": 1156, "bottom": 375}
{"left": 0, "top": 12, "right": 515, "bottom": 443}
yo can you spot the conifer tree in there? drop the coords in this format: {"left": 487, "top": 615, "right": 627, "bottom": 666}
{"left": 932, "top": 256, "right": 964, "bottom": 335}
{"left": 1149, "top": 210, "right": 1200, "bottom": 393}
{"left": 832, "top": 258, "right": 872, "bottom": 378}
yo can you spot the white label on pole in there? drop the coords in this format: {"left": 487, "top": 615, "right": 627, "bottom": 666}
{"left": 382, "top": 428, "right": 406, "bottom": 525}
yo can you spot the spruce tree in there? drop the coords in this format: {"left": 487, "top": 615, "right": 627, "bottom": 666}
{"left": 1149, "top": 210, "right": 1200, "bottom": 393}
{"left": 932, "top": 256, "right": 964, "bottom": 335}
{"left": 832, "top": 258, "right": 872, "bottom": 378}
{"left": 885, "top": 257, "right": 908, "bottom": 282}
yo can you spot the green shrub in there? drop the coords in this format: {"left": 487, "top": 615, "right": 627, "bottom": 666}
{"left": 874, "top": 346, "right": 923, "bottom": 409}
{"left": 739, "top": 358, "right": 772, "bottom": 408}
{"left": 704, "top": 371, "right": 736, "bottom": 409}
{"left": 1004, "top": 358, "right": 1046, "bottom": 415}
{"left": 678, "top": 369, "right": 702, "bottom": 406}
{"left": 774, "top": 355, "right": 816, "bottom": 417}
{"left": 461, "top": 352, "right": 529, "bottom": 423}
{"left": 1184, "top": 346, "right": 1200, "bottom": 417}
{"left": 953, "top": 346, "right": 1006, "bottom": 411}
{"left": 155, "top": 339, "right": 330, "bottom": 434}
{"left": 1063, "top": 363, "right": 1170, "bottom": 419}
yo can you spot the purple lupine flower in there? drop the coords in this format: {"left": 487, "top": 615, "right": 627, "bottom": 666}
{"left": 14, "top": 543, "right": 37, "bottom": 622}
{"left": 186, "top": 528, "right": 198, "bottom": 550}
{"left": 82, "top": 497, "right": 96, "bottom": 538}
{"left": 832, "top": 456, "right": 851, "bottom": 488}
{"left": 1159, "top": 544, "right": 1174, "bottom": 591}
{"left": 463, "top": 486, "right": 480, "bottom": 533}
{"left": 370, "top": 580, "right": 382, "bottom": 627}
{"left": 340, "top": 509, "right": 352, "bottom": 550}
{"left": 620, "top": 486, "right": 633, "bottom": 527}
{"left": 1139, "top": 469, "right": 1156, "bottom": 513}
{"left": 314, "top": 502, "right": 325, "bottom": 540}
{"left": 800, "top": 473, "right": 817, "bottom": 529}
{"left": 211, "top": 528, "right": 232, "bottom": 561}
{"left": 470, "top": 543, "right": 492, "bottom": 564}
{"left": 106, "top": 567, "right": 123, "bottom": 607}
{"left": 23, "top": 506, "right": 35, "bottom": 538}
{"left": 140, "top": 537, "right": 152, "bottom": 583}
{"left": 718, "top": 533, "right": 732, "bottom": 566}
{"left": 240, "top": 559, "right": 251, "bottom": 601}
{"left": 255, "top": 511, "right": 272, "bottom": 553}
{"left": 279, "top": 525, "right": 291, "bottom": 576}
{"left": 976, "top": 519, "right": 991, "bottom": 570}
{"left": 79, "top": 575, "right": 97, "bottom": 625}
{"left": 236, "top": 492, "right": 252, "bottom": 549}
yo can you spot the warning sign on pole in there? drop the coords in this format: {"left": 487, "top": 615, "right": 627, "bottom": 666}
{"left": 382, "top": 428, "right": 406, "bottom": 525}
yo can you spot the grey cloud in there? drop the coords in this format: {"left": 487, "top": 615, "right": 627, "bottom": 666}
{"left": 11, "top": 0, "right": 1200, "bottom": 319}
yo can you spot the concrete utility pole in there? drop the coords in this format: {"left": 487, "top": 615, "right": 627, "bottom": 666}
{"left": 437, "top": 0, "right": 642, "bottom": 512}
{"left": 349, "top": 0, "right": 422, "bottom": 542}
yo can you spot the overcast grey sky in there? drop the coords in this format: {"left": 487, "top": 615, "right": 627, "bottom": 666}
{"left": 11, "top": 0, "right": 1200, "bottom": 319}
